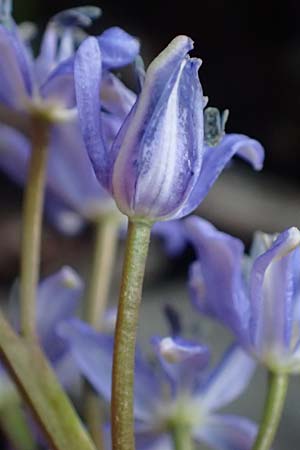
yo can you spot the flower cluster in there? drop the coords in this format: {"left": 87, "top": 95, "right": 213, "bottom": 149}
{"left": 0, "top": 2, "right": 296, "bottom": 450}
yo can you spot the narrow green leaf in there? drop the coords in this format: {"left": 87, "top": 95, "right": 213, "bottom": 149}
{"left": 0, "top": 313, "right": 96, "bottom": 450}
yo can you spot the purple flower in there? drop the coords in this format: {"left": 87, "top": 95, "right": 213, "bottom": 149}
{"left": 0, "top": 6, "right": 140, "bottom": 232}
{"left": 0, "top": 266, "right": 82, "bottom": 398}
{"left": 75, "top": 35, "right": 264, "bottom": 223}
{"left": 0, "top": 4, "right": 139, "bottom": 122}
{"left": 152, "top": 220, "right": 188, "bottom": 256}
{"left": 59, "top": 320, "right": 257, "bottom": 450}
{"left": 187, "top": 215, "right": 300, "bottom": 373}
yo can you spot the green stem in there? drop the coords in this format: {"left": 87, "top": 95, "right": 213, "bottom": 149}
{"left": 85, "top": 215, "right": 119, "bottom": 329}
{"left": 0, "top": 391, "right": 37, "bottom": 450}
{"left": 111, "top": 220, "right": 152, "bottom": 450}
{"left": 84, "top": 215, "right": 119, "bottom": 449}
{"left": 84, "top": 392, "right": 105, "bottom": 450}
{"left": 252, "top": 371, "right": 288, "bottom": 450}
{"left": 170, "top": 424, "right": 194, "bottom": 450}
{"left": 20, "top": 117, "right": 49, "bottom": 339}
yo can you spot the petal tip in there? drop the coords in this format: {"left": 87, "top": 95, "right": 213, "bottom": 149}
{"left": 59, "top": 266, "right": 83, "bottom": 290}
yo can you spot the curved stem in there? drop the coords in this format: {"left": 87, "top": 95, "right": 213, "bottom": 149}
{"left": 20, "top": 117, "right": 49, "bottom": 339}
{"left": 85, "top": 215, "right": 119, "bottom": 329}
{"left": 170, "top": 424, "right": 194, "bottom": 450}
{"left": 111, "top": 220, "right": 151, "bottom": 450}
{"left": 84, "top": 215, "right": 119, "bottom": 449}
{"left": 252, "top": 371, "right": 288, "bottom": 450}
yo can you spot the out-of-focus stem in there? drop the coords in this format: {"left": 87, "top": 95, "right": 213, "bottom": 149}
{"left": 111, "top": 220, "right": 151, "bottom": 450}
{"left": 85, "top": 215, "right": 119, "bottom": 328}
{"left": 252, "top": 371, "right": 288, "bottom": 450}
{"left": 170, "top": 423, "right": 194, "bottom": 450}
{"left": 20, "top": 116, "right": 49, "bottom": 339}
{"left": 83, "top": 215, "right": 119, "bottom": 449}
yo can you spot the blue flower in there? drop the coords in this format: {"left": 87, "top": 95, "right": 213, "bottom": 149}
{"left": 59, "top": 320, "right": 257, "bottom": 450}
{"left": 187, "top": 216, "right": 300, "bottom": 373}
{"left": 0, "top": 266, "right": 82, "bottom": 400}
{"left": 0, "top": 5, "right": 140, "bottom": 232}
{"left": 0, "top": 4, "right": 139, "bottom": 123}
{"left": 75, "top": 35, "right": 264, "bottom": 223}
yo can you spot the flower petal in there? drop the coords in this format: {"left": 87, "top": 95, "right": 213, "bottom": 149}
{"left": 100, "top": 72, "right": 136, "bottom": 118}
{"left": 174, "top": 133, "right": 265, "bottom": 219}
{"left": 36, "top": 267, "right": 83, "bottom": 362}
{"left": 152, "top": 335, "right": 210, "bottom": 390}
{"left": 152, "top": 220, "right": 187, "bottom": 256}
{"left": 74, "top": 36, "right": 111, "bottom": 190}
{"left": 98, "top": 27, "right": 140, "bottom": 69}
{"left": 41, "top": 67, "right": 76, "bottom": 108}
{"left": 136, "top": 433, "right": 173, "bottom": 450}
{"left": 45, "top": 194, "right": 85, "bottom": 236}
{"left": 112, "top": 36, "right": 204, "bottom": 220}
{"left": 0, "top": 25, "right": 32, "bottom": 108}
{"left": 46, "top": 121, "right": 110, "bottom": 218}
{"left": 0, "top": 124, "right": 29, "bottom": 184}
{"left": 51, "top": 7, "right": 101, "bottom": 28}
{"left": 35, "top": 23, "right": 59, "bottom": 84}
{"left": 196, "top": 345, "right": 255, "bottom": 411}
{"left": 186, "top": 216, "right": 249, "bottom": 338}
{"left": 58, "top": 319, "right": 161, "bottom": 420}
{"left": 250, "top": 227, "right": 300, "bottom": 359}
{"left": 193, "top": 414, "right": 257, "bottom": 450}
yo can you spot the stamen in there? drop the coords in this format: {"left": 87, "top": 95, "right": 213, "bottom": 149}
{"left": 18, "top": 22, "right": 38, "bottom": 45}
{"left": 51, "top": 6, "right": 102, "bottom": 29}
{"left": 204, "top": 107, "right": 229, "bottom": 147}
{"left": 0, "top": 0, "right": 12, "bottom": 18}
{"left": 0, "top": 0, "right": 13, "bottom": 27}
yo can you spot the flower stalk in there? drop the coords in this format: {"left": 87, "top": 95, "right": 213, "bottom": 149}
{"left": 111, "top": 220, "right": 151, "bottom": 450}
{"left": 252, "top": 371, "right": 288, "bottom": 450}
{"left": 85, "top": 215, "right": 119, "bottom": 329}
{"left": 170, "top": 423, "right": 194, "bottom": 450}
{"left": 84, "top": 214, "right": 119, "bottom": 449}
{"left": 20, "top": 115, "right": 50, "bottom": 339}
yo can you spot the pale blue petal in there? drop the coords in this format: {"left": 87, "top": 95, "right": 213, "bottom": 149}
{"left": 196, "top": 345, "right": 255, "bottom": 411}
{"left": 36, "top": 267, "right": 83, "bottom": 362}
{"left": 152, "top": 335, "right": 209, "bottom": 390}
{"left": 250, "top": 227, "right": 300, "bottom": 356}
{"left": 45, "top": 194, "right": 86, "bottom": 236}
{"left": 152, "top": 220, "right": 187, "bottom": 256}
{"left": 193, "top": 414, "right": 257, "bottom": 450}
{"left": 186, "top": 216, "right": 249, "bottom": 339}
{"left": 46, "top": 121, "right": 109, "bottom": 218}
{"left": 136, "top": 433, "right": 172, "bottom": 450}
{"left": 51, "top": 7, "right": 101, "bottom": 28}
{"left": 58, "top": 320, "right": 161, "bottom": 421}
{"left": 58, "top": 320, "right": 113, "bottom": 402}
{"left": 100, "top": 72, "right": 136, "bottom": 118}
{"left": 174, "top": 134, "right": 265, "bottom": 219}
{"left": 0, "top": 124, "right": 29, "bottom": 184}
{"left": 0, "top": 25, "right": 32, "bottom": 107}
{"left": 35, "top": 24, "right": 59, "bottom": 84}
{"left": 41, "top": 69, "right": 76, "bottom": 108}
{"left": 98, "top": 27, "right": 140, "bottom": 69}
{"left": 75, "top": 37, "right": 111, "bottom": 189}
